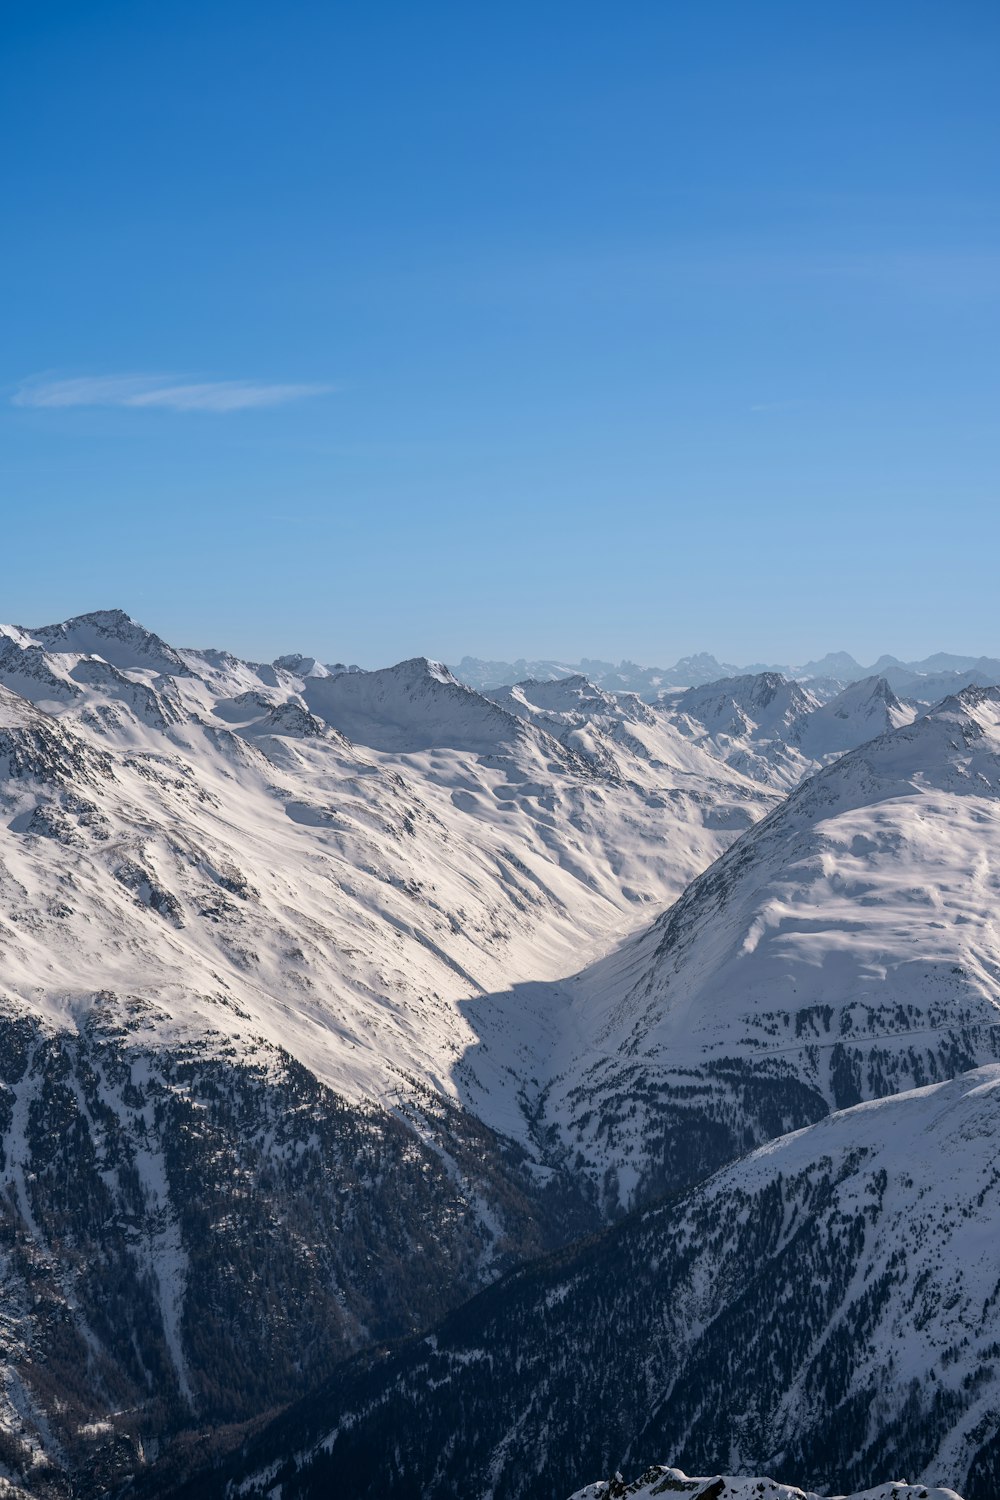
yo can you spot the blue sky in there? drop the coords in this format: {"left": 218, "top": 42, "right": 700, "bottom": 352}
{"left": 3, "top": 1, "right": 998, "bottom": 667}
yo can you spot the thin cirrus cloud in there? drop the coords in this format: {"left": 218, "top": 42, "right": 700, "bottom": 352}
{"left": 12, "top": 373, "right": 336, "bottom": 413}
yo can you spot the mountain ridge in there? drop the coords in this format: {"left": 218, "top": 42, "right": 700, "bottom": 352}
{"left": 0, "top": 608, "right": 999, "bottom": 1496}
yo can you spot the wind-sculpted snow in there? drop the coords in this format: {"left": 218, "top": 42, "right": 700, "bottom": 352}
{"left": 542, "top": 686, "right": 1000, "bottom": 1209}
{"left": 569, "top": 1468, "right": 964, "bottom": 1499}
{"left": 163, "top": 1069, "right": 999, "bottom": 1500}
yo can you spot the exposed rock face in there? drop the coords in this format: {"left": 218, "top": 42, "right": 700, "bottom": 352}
{"left": 0, "top": 1013, "right": 597, "bottom": 1490}
{"left": 151, "top": 1069, "right": 1000, "bottom": 1500}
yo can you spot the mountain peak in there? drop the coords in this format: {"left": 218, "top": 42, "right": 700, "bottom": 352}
{"left": 391, "top": 655, "right": 463, "bottom": 686}
{"left": 29, "top": 608, "right": 192, "bottom": 676}
{"left": 795, "top": 649, "right": 865, "bottom": 680}
{"left": 301, "top": 654, "right": 528, "bottom": 752}
{"left": 272, "top": 651, "right": 332, "bottom": 678}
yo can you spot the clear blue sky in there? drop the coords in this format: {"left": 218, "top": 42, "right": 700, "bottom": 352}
{"left": 3, "top": 1, "right": 998, "bottom": 667}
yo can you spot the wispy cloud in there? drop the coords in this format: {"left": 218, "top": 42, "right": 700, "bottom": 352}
{"left": 12, "top": 374, "right": 336, "bottom": 412}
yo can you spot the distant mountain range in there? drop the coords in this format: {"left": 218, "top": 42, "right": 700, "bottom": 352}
{"left": 453, "top": 649, "right": 1000, "bottom": 704}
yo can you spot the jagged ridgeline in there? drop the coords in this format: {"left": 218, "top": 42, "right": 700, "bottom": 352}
{"left": 0, "top": 608, "right": 775, "bottom": 1488}
{"left": 0, "top": 609, "right": 997, "bottom": 1495}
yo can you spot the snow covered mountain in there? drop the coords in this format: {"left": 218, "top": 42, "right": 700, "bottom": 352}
{"left": 659, "top": 673, "right": 822, "bottom": 788}
{"left": 0, "top": 609, "right": 779, "bottom": 1491}
{"left": 542, "top": 685, "right": 1000, "bottom": 1209}
{"left": 454, "top": 652, "right": 747, "bottom": 696}
{"left": 156, "top": 1067, "right": 999, "bottom": 1500}
{"left": 793, "top": 674, "right": 916, "bottom": 758}
{"left": 453, "top": 649, "right": 1000, "bottom": 704}
{"left": 569, "top": 1470, "right": 964, "bottom": 1500}
{"left": 658, "top": 673, "right": 916, "bottom": 790}
{"left": 0, "top": 615, "right": 773, "bottom": 1113}
{"left": 1, "top": 608, "right": 999, "bottom": 1496}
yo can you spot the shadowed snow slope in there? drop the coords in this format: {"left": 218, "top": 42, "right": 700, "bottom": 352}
{"left": 159, "top": 1067, "right": 997, "bottom": 1500}
{"left": 303, "top": 656, "right": 532, "bottom": 753}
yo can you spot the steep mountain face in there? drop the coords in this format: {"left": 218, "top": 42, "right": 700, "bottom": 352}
{"left": 658, "top": 673, "right": 918, "bottom": 791}
{"left": 0, "top": 621, "right": 773, "bottom": 1115}
{"left": 540, "top": 686, "right": 1000, "bottom": 1211}
{"left": 153, "top": 1068, "right": 1000, "bottom": 1500}
{"left": 0, "top": 1017, "right": 596, "bottom": 1494}
{"left": 0, "top": 611, "right": 780, "bottom": 1490}
{"left": 479, "top": 676, "right": 767, "bottom": 813}
{"left": 2, "top": 611, "right": 999, "bottom": 1496}
{"left": 302, "top": 657, "right": 530, "bottom": 754}
{"left": 27, "top": 608, "right": 194, "bottom": 678}
{"left": 569, "top": 1470, "right": 964, "bottom": 1500}
{"left": 660, "top": 674, "right": 821, "bottom": 789}
{"left": 793, "top": 675, "right": 916, "bottom": 758}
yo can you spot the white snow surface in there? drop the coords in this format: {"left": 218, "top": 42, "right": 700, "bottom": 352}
{"left": 0, "top": 611, "right": 772, "bottom": 1130}
{"left": 3, "top": 611, "right": 1000, "bottom": 1190}
{"left": 545, "top": 685, "right": 1000, "bottom": 1196}
{"left": 568, "top": 1467, "right": 963, "bottom": 1499}
{"left": 657, "top": 1064, "right": 1000, "bottom": 1485}
{"left": 4, "top": 614, "right": 995, "bottom": 1494}
{"left": 659, "top": 673, "right": 917, "bottom": 790}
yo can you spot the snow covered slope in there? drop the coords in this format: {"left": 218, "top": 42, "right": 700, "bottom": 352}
{"left": 0, "top": 610, "right": 790, "bottom": 1491}
{"left": 542, "top": 685, "right": 1000, "bottom": 1208}
{"left": 0, "top": 612, "right": 773, "bottom": 1123}
{"left": 480, "top": 674, "right": 769, "bottom": 808}
{"left": 166, "top": 1067, "right": 999, "bottom": 1500}
{"left": 1, "top": 610, "right": 998, "bottom": 1497}
{"left": 569, "top": 1469, "right": 963, "bottom": 1500}
{"left": 658, "top": 673, "right": 918, "bottom": 790}
{"left": 794, "top": 675, "right": 916, "bottom": 758}
{"left": 660, "top": 673, "right": 820, "bottom": 789}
